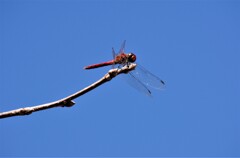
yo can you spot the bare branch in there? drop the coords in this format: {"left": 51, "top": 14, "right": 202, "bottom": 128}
{"left": 0, "top": 64, "right": 136, "bottom": 119}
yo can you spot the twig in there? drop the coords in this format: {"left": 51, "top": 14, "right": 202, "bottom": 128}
{"left": 0, "top": 64, "right": 136, "bottom": 119}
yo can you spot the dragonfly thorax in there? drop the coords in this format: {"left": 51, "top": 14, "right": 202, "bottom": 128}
{"left": 128, "top": 53, "right": 137, "bottom": 63}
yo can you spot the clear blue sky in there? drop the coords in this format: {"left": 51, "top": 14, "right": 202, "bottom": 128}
{"left": 0, "top": 0, "right": 239, "bottom": 157}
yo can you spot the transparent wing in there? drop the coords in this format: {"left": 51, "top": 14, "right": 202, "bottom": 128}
{"left": 112, "top": 40, "right": 126, "bottom": 69}
{"left": 123, "top": 71, "right": 152, "bottom": 96}
{"left": 118, "top": 40, "right": 126, "bottom": 54}
{"left": 112, "top": 47, "right": 116, "bottom": 59}
{"left": 112, "top": 47, "right": 119, "bottom": 69}
{"left": 130, "top": 63, "right": 165, "bottom": 90}
{"left": 112, "top": 40, "right": 126, "bottom": 59}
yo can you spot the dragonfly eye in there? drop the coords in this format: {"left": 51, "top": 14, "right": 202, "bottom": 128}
{"left": 128, "top": 53, "right": 137, "bottom": 62}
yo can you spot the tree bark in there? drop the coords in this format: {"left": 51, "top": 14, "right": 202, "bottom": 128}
{"left": 0, "top": 64, "right": 136, "bottom": 119}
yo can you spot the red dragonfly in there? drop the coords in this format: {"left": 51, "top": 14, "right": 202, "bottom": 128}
{"left": 84, "top": 41, "right": 165, "bottom": 95}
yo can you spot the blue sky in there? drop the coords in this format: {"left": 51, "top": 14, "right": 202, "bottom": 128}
{"left": 0, "top": 0, "right": 239, "bottom": 157}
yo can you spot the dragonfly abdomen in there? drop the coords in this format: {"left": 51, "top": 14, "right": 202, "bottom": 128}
{"left": 84, "top": 60, "right": 115, "bottom": 69}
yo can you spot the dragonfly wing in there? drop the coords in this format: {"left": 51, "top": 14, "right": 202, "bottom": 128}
{"left": 124, "top": 72, "right": 152, "bottom": 96}
{"left": 112, "top": 40, "right": 126, "bottom": 69}
{"left": 131, "top": 63, "right": 166, "bottom": 90}
{"left": 112, "top": 47, "right": 116, "bottom": 58}
{"left": 112, "top": 47, "right": 117, "bottom": 68}
{"left": 118, "top": 40, "right": 126, "bottom": 54}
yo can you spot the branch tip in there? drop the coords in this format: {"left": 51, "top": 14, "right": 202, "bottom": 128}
{"left": 0, "top": 63, "right": 136, "bottom": 119}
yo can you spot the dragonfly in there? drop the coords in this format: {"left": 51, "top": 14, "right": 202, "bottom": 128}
{"left": 84, "top": 41, "right": 165, "bottom": 96}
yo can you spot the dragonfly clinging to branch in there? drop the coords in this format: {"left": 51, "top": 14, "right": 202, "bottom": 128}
{"left": 84, "top": 41, "right": 165, "bottom": 96}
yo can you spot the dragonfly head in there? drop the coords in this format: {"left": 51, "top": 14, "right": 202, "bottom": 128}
{"left": 128, "top": 53, "right": 137, "bottom": 63}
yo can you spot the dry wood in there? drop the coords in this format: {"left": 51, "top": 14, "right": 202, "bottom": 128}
{"left": 0, "top": 64, "right": 136, "bottom": 119}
